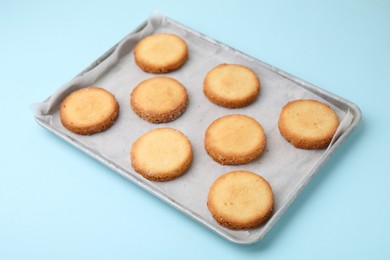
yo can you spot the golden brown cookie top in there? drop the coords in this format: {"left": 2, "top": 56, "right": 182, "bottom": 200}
{"left": 130, "top": 128, "right": 193, "bottom": 181}
{"left": 278, "top": 99, "right": 339, "bottom": 149}
{"left": 60, "top": 87, "right": 119, "bottom": 135}
{"left": 204, "top": 64, "right": 260, "bottom": 108}
{"left": 207, "top": 170, "right": 274, "bottom": 229}
{"left": 130, "top": 77, "right": 188, "bottom": 123}
{"left": 205, "top": 114, "right": 266, "bottom": 165}
{"left": 134, "top": 33, "right": 188, "bottom": 73}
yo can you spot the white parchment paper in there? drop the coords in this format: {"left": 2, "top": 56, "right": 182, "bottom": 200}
{"left": 33, "top": 14, "right": 353, "bottom": 242}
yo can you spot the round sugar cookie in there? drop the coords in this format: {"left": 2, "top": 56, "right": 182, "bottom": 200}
{"left": 204, "top": 64, "right": 260, "bottom": 108}
{"left": 278, "top": 99, "right": 339, "bottom": 149}
{"left": 131, "top": 128, "right": 193, "bottom": 182}
{"left": 207, "top": 170, "right": 274, "bottom": 230}
{"left": 130, "top": 77, "right": 188, "bottom": 123}
{"left": 134, "top": 33, "right": 188, "bottom": 73}
{"left": 204, "top": 114, "right": 266, "bottom": 165}
{"left": 60, "top": 87, "right": 119, "bottom": 135}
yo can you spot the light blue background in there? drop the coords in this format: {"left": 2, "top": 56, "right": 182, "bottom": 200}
{"left": 1, "top": 0, "right": 389, "bottom": 259}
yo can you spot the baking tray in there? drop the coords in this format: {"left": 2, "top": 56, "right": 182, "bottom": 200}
{"left": 33, "top": 14, "right": 361, "bottom": 245}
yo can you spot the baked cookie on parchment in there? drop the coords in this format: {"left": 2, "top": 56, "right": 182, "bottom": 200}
{"left": 207, "top": 170, "right": 274, "bottom": 230}
{"left": 204, "top": 114, "right": 266, "bottom": 165}
{"left": 130, "top": 128, "right": 193, "bottom": 182}
{"left": 204, "top": 64, "right": 260, "bottom": 108}
{"left": 130, "top": 76, "right": 188, "bottom": 123}
{"left": 278, "top": 99, "right": 339, "bottom": 149}
{"left": 60, "top": 87, "right": 119, "bottom": 135}
{"left": 134, "top": 33, "right": 188, "bottom": 73}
